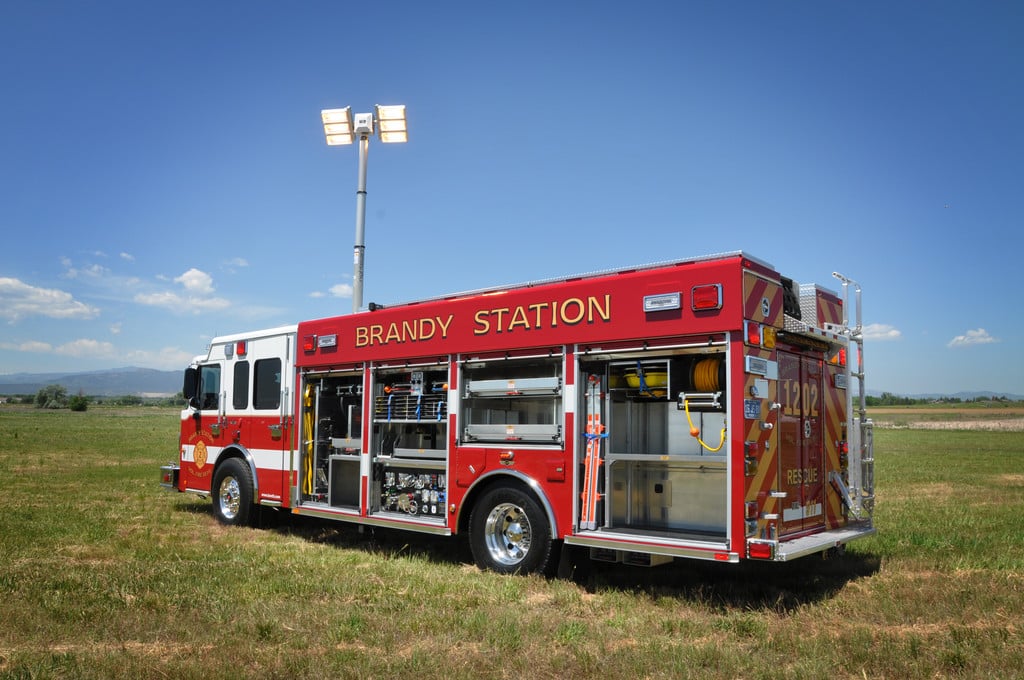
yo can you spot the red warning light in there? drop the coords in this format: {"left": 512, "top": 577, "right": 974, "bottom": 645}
{"left": 691, "top": 284, "right": 723, "bottom": 311}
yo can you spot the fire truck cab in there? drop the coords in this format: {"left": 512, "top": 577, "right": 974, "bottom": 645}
{"left": 162, "top": 252, "right": 875, "bottom": 573}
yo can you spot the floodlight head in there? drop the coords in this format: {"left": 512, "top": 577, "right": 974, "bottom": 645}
{"left": 375, "top": 104, "right": 408, "bottom": 143}
{"left": 321, "top": 107, "right": 354, "bottom": 145}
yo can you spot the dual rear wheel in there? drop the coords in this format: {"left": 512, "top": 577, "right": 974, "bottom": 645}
{"left": 469, "top": 486, "right": 554, "bottom": 575}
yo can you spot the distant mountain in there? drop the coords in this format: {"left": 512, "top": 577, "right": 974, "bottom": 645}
{"left": 0, "top": 367, "right": 181, "bottom": 397}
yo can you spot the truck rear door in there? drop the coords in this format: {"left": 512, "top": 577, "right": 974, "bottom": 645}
{"left": 777, "top": 350, "right": 826, "bottom": 535}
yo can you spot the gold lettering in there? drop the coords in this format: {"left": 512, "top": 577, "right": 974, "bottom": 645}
{"left": 436, "top": 314, "right": 453, "bottom": 338}
{"left": 402, "top": 320, "right": 417, "bottom": 342}
{"left": 385, "top": 322, "right": 402, "bottom": 343}
{"left": 474, "top": 310, "right": 490, "bottom": 335}
{"left": 419, "top": 317, "right": 435, "bottom": 340}
{"left": 528, "top": 302, "right": 548, "bottom": 327}
{"left": 560, "top": 298, "right": 585, "bottom": 325}
{"left": 492, "top": 307, "right": 509, "bottom": 332}
{"left": 590, "top": 294, "right": 611, "bottom": 322}
{"left": 370, "top": 324, "right": 384, "bottom": 346}
{"left": 508, "top": 305, "right": 531, "bottom": 331}
{"left": 355, "top": 326, "right": 369, "bottom": 347}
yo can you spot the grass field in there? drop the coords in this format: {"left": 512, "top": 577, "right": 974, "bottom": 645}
{"left": 0, "top": 405, "right": 1021, "bottom": 679}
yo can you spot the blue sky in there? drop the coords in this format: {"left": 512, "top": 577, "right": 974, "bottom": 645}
{"left": 1, "top": 1, "right": 1021, "bottom": 395}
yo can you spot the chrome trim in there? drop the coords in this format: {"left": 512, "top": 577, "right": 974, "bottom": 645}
{"left": 294, "top": 505, "right": 452, "bottom": 536}
{"left": 456, "top": 469, "right": 559, "bottom": 539}
{"left": 565, "top": 533, "right": 737, "bottom": 563}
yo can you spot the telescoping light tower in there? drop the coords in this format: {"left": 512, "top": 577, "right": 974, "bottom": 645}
{"left": 321, "top": 104, "right": 408, "bottom": 313}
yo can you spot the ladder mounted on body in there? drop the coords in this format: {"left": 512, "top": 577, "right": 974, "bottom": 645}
{"left": 580, "top": 374, "right": 606, "bottom": 530}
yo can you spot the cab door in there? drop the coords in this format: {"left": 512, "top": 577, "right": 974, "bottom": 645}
{"left": 181, "top": 362, "right": 226, "bottom": 493}
{"left": 777, "top": 350, "right": 825, "bottom": 535}
{"left": 246, "top": 346, "right": 292, "bottom": 506}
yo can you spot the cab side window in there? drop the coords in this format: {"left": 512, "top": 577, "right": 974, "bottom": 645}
{"left": 254, "top": 358, "right": 282, "bottom": 410}
{"left": 232, "top": 361, "right": 250, "bottom": 410}
{"left": 199, "top": 365, "right": 221, "bottom": 411}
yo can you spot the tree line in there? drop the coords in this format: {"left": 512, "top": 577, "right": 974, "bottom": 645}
{"left": 865, "top": 392, "right": 1017, "bottom": 406}
{"left": 1, "top": 385, "right": 184, "bottom": 410}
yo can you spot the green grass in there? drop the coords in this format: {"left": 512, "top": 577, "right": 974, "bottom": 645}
{"left": 0, "top": 405, "right": 1022, "bottom": 679}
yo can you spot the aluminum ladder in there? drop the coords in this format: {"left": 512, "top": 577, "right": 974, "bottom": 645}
{"left": 831, "top": 272, "right": 874, "bottom": 521}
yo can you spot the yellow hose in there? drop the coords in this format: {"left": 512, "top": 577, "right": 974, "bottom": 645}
{"left": 693, "top": 358, "right": 720, "bottom": 392}
{"left": 684, "top": 398, "right": 726, "bottom": 452}
{"left": 302, "top": 383, "right": 314, "bottom": 495}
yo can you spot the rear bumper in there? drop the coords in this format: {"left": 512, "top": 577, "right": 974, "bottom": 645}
{"left": 748, "top": 523, "right": 876, "bottom": 561}
{"left": 160, "top": 464, "right": 180, "bottom": 491}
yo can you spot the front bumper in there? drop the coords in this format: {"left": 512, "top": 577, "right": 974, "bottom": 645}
{"left": 160, "top": 464, "right": 180, "bottom": 491}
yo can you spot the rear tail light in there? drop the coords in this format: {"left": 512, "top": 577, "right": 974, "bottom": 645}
{"left": 746, "top": 321, "right": 762, "bottom": 346}
{"left": 748, "top": 541, "right": 775, "bottom": 560}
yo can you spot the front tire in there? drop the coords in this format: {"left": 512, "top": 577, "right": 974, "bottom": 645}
{"left": 212, "top": 458, "right": 255, "bottom": 526}
{"left": 469, "top": 485, "right": 554, "bottom": 575}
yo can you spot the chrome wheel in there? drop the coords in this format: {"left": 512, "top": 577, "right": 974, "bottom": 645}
{"left": 483, "top": 501, "right": 533, "bottom": 567}
{"left": 211, "top": 458, "right": 254, "bottom": 526}
{"left": 218, "top": 475, "right": 241, "bottom": 521}
{"left": 470, "top": 486, "right": 554, "bottom": 574}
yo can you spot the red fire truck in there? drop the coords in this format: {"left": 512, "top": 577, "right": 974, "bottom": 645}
{"left": 161, "top": 251, "right": 875, "bottom": 573}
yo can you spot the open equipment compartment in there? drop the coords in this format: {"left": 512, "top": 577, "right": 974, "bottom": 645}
{"left": 582, "top": 345, "right": 730, "bottom": 538}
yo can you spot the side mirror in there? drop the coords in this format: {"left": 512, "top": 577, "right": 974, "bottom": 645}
{"left": 182, "top": 368, "right": 199, "bottom": 409}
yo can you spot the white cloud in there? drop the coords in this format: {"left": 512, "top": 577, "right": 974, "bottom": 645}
{"left": 862, "top": 323, "right": 901, "bottom": 341}
{"left": 55, "top": 338, "right": 117, "bottom": 359}
{"left": 174, "top": 268, "right": 215, "bottom": 295}
{"left": 134, "top": 268, "right": 230, "bottom": 314}
{"left": 110, "top": 323, "right": 122, "bottom": 335}
{"left": 134, "top": 290, "right": 230, "bottom": 313}
{"left": 124, "top": 346, "right": 195, "bottom": 370}
{"left": 0, "top": 277, "right": 100, "bottom": 322}
{"left": 1, "top": 338, "right": 116, "bottom": 359}
{"left": 135, "top": 291, "right": 184, "bottom": 307}
{"left": 948, "top": 328, "right": 999, "bottom": 348}
{"left": 0, "top": 340, "right": 53, "bottom": 353}
{"left": 329, "top": 283, "right": 353, "bottom": 299}
{"left": 309, "top": 291, "right": 326, "bottom": 299}
{"left": 120, "top": 252, "right": 135, "bottom": 262}
{"left": 61, "top": 258, "right": 110, "bottom": 281}
{"left": 189, "top": 296, "right": 231, "bottom": 312}
{"left": 224, "top": 257, "right": 249, "bottom": 268}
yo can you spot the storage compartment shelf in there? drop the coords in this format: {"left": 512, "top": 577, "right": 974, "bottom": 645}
{"left": 374, "top": 394, "right": 446, "bottom": 422}
{"left": 463, "top": 422, "right": 562, "bottom": 443}
{"left": 464, "top": 376, "right": 561, "bottom": 397}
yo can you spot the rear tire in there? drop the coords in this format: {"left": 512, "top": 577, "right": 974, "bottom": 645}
{"left": 469, "top": 485, "right": 553, "bottom": 575}
{"left": 212, "top": 458, "right": 255, "bottom": 526}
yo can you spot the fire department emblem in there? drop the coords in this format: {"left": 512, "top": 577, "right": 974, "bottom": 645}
{"left": 192, "top": 440, "right": 206, "bottom": 466}
{"left": 194, "top": 440, "right": 208, "bottom": 469}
